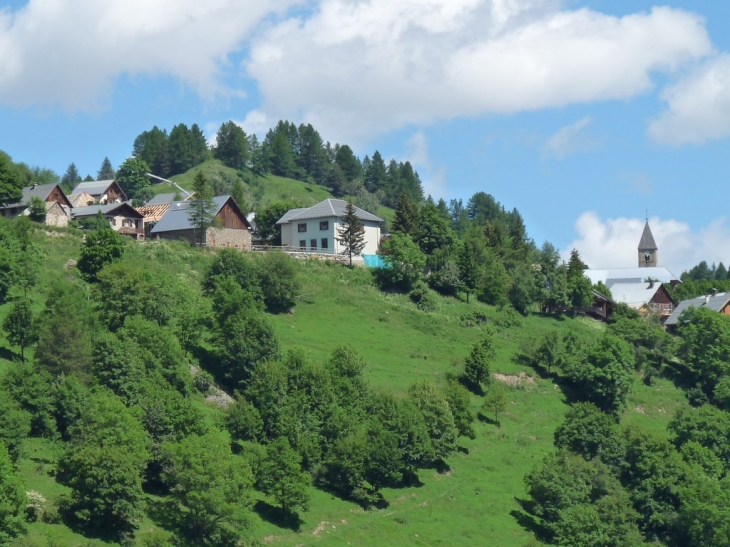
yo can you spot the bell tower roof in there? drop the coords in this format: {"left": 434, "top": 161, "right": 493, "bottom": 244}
{"left": 638, "top": 221, "right": 658, "bottom": 251}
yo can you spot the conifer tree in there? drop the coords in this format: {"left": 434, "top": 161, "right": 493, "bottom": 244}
{"left": 188, "top": 170, "right": 217, "bottom": 245}
{"left": 392, "top": 191, "right": 419, "bottom": 237}
{"left": 337, "top": 200, "right": 366, "bottom": 268}
{"left": 2, "top": 298, "right": 36, "bottom": 361}
{"left": 457, "top": 241, "right": 479, "bottom": 303}
{"left": 97, "top": 157, "right": 115, "bottom": 180}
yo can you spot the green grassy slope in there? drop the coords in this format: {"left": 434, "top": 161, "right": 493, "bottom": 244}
{"left": 0, "top": 235, "right": 690, "bottom": 547}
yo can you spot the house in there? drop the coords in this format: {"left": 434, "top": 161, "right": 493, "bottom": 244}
{"left": 150, "top": 195, "right": 252, "bottom": 248}
{"left": 69, "top": 192, "right": 96, "bottom": 208}
{"left": 276, "top": 199, "right": 383, "bottom": 255}
{"left": 72, "top": 202, "right": 145, "bottom": 239}
{"left": 69, "top": 180, "right": 127, "bottom": 205}
{"left": 664, "top": 291, "right": 730, "bottom": 329}
{"left": 135, "top": 193, "right": 191, "bottom": 236}
{"left": 607, "top": 280, "right": 676, "bottom": 318}
{"left": 0, "top": 183, "right": 73, "bottom": 227}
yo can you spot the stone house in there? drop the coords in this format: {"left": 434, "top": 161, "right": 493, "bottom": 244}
{"left": 72, "top": 202, "right": 145, "bottom": 239}
{"left": 150, "top": 195, "right": 252, "bottom": 248}
{"left": 0, "top": 183, "right": 73, "bottom": 227}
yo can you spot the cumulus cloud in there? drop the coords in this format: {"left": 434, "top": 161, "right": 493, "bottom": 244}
{"left": 543, "top": 117, "right": 594, "bottom": 158}
{"left": 403, "top": 131, "right": 448, "bottom": 198}
{"left": 0, "top": 0, "right": 296, "bottom": 109}
{"left": 246, "top": 1, "right": 712, "bottom": 140}
{"left": 649, "top": 54, "right": 730, "bottom": 145}
{"left": 562, "top": 211, "right": 730, "bottom": 274}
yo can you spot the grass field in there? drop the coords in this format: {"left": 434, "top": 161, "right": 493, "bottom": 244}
{"left": 0, "top": 233, "right": 691, "bottom": 547}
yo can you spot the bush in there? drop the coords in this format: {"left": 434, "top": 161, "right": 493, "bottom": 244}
{"left": 409, "top": 281, "right": 439, "bottom": 312}
{"left": 494, "top": 305, "right": 523, "bottom": 328}
{"left": 257, "top": 251, "right": 300, "bottom": 312}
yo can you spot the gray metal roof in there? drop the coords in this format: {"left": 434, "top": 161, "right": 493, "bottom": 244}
{"left": 607, "top": 282, "right": 663, "bottom": 308}
{"left": 0, "top": 183, "right": 60, "bottom": 209}
{"left": 665, "top": 292, "right": 730, "bottom": 326}
{"left": 72, "top": 202, "right": 143, "bottom": 219}
{"left": 584, "top": 267, "right": 678, "bottom": 285}
{"left": 71, "top": 180, "right": 122, "bottom": 197}
{"left": 276, "top": 199, "right": 383, "bottom": 224}
{"left": 638, "top": 222, "right": 658, "bottom": 250}
{"left": 146, "top": 193, "right": 177, "bottom": 206}
{"left": 151, "top": 195, "right": 239, "bottom": 234}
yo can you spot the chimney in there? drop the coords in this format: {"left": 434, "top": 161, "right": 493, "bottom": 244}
{"left": 649, "top": 279, "right": 654, "bottom": 289}
{"left": 712, "top": 288, "right": 718, "bottom": 297}
{"left": 705, "top": 295, "right": 711, "bottom": 305}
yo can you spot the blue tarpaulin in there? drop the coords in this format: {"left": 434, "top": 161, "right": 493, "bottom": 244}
{"left": 363, "top": 254, "right": 387, "bottom": 268}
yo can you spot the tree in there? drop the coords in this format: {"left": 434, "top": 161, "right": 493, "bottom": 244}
{"left": 255, "top": 201, "right": 295, "bottom": 245}
{"left": 0, "top": 154, "right": 22, "bottom": 207}
{"left": 0, "top": 442, "right": 25, "bottom": 544}
{"left": 257, "top": 251, "right": 301, "bottom": 312}
{"left": 76, "top": 228, "right": 125, "bottom": 282}
{"left": 567, "top": 249, "right": 593, "bottom": 308}
{"left": 408, "top": 381, "right": 458, "bottom": 462}
{"left": 60, "top": 162, "right": 82, "bottom": 193}
{"left": 116, "top": 157, "right": 152, "bottom": 203}
{"left": 188, "top": 170, "right": 216, "bottom": 245}
{"left": 378, "top": 233, "right": 426, "bottom": 291}
{"left": 0, "top": 395, "right": 31, "bottom": 462}
{"left": 2, "top": 298, "right": 36, "bottom": 361}
{"left": 482, "top": 382, "right": 507, "bottom": 426}
{"left": 59, "top": 393, "right": 149, "bottom": 537}
{"left": 443, "top": 379, "right": 476, "bottom": 439}
{"left": 97, "top": 157, "right": 115, "bottom": 180}
{"left": 457, "top": 241, "right": 480, "bottom": 303}
{"left": 162, "top": 432, "right": 254, "bottom": 545}
{"left": 554, "top": 402, "right": 624, "bottom": 468}
{"left": 214, "top": 121, "right": 249, "bottom": 170}
{"left": 258, "top": 437, "right": 311, "bottom": 515}
{"left": 27, "top": 196, "right": 46, "bottom": 222}
{"left": 463, "top": 335, "right": 496, "bottom": 391}
{"left": 337, "top": 200, "right": 366, "bottom": 267}
{"left": 392, "top": 191, "right": 419, "bottom": 237}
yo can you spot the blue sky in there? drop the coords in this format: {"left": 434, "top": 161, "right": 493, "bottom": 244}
{"left": 1, "top": 0, "right": 730, "bottom": 272}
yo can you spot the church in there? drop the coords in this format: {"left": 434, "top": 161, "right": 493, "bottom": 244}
{"left": 583, "top": 220, "right": 678, "bottom": 318}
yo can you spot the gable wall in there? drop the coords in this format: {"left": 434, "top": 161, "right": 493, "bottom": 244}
{"left": 216, "top": 202, "right": 248, "bottom": 229}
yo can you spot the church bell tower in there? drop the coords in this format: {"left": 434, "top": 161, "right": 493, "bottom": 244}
{"left": 638, "top": 219, "right": 658, "bottom": 268}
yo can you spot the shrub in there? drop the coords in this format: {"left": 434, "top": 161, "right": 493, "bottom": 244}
{"left": 409, "top": 281, "right": 439, "bottom": 312}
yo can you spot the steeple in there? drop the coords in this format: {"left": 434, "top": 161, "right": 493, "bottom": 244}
{"left": 638, "top": 219, "right": 658, "bottom": 268}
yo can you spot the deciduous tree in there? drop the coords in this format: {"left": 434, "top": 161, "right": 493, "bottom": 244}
{"left": 2, "top": 298, "right": 37, "bottom": 361}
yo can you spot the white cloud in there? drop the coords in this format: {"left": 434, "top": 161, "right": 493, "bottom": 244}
{"left": 649, "top": 54, "right": 730, "bottom": 145}
{"left": 403, "top": 131, "right": 448, "bottom": 197}
{"left": 0, "top": 0, "right": 297, "bottom": 109}
{"left": 543, "top": 117, "right": 593, "bottom": 158}
{"left": 246, "top": 2, "right": 712, "bottom": 140}
{"left": 562, "top": 211, "right": 730, "bottom": 274}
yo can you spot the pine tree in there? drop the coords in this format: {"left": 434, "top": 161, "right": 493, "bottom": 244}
{"left": 337, "top": 200, "right": 366, "bottom": 268}
{"left": 60, "top": 162, "right": 81, "bottom": 194}
{"left": 457, "top": 241, "right": 479, "bottom": 303}
{"left": 97, "top": 157, "right": 115, "bottom": 180}
{"left": 2, "top": 298, "right": 37, "bottom": 361}
{"left": 188, "top": 170, "right": 216, "bottom": 245}
{"left": 392, "top": 191, "right": 419, "bottom": 237}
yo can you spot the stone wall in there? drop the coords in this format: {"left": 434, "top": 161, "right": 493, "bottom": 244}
{"left": 206, "top": 227, "right": 252, "bottom": 250}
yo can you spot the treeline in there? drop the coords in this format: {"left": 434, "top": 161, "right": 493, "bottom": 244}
{"left": 518, "top": 302, "right": 730, "bottom": 546}
{"left": 671, "top": 259, "right": 730, "bottom": 301}
{"left": 0, "top": 219, "right": 478, "bottom": 546}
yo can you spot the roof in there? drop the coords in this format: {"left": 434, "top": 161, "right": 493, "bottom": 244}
{"left": 276, "top": 199, "right": 383, "bottom": 224}
{"left": 72, "top": 202, "right": 143, "bottom": 219}
{"left": 151, "top": 195, "right": 250, "bottom": 234}
{"left": 146, "top": 193, "right": 178, "bottom": 206}
{"left": 135, "top": 203, "right": 171, "bottom": 223}
{"left": 606, "top": 282, "right": 664, "bottom": 308}
{"left": 665, "top": 292, "right": 730, "bottom": 327}
{"left": 68, "top": 192, "right": 96, "bottom": 208}
{"left": 71, "top": 180, "right": 116, "bottom": 196}
{"left": 0, "top": 183, "right": 60, "bottom": 209}
{"left": 584, "top": 267, "right": 678, "bottom": 286}
{"left": 638, "top": 221, "right": 658, "bottom": 251}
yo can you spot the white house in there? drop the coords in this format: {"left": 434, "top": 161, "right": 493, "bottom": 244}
{"left": 276, "top": 199, "right": 383, "bottom": 255}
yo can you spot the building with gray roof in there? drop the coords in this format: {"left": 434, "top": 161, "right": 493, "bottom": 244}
{"left": 70, "top": 180, "right": 127, "bottom": 204}
{"left": 276, "top": 199, "right": 383, "bottom": 255}
{"left": 0, "top": 183, "right": 73, "bottom": 227}
{"left": 664, "top": 291, "right": 730, "bottom": 328}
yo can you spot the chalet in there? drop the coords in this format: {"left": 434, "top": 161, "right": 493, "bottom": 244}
{"left": 607, "top": 280, "right": 676, "bottom": 318}
{"left": 69, "top": 180, "right": 127, "bottom": 205}
{"left": 135, "top": 194, "right": 191, "bottom": 236}
{"left": 72, "top": 202, "right": 145, "bottom": 239}
{"left": 0, "top": 183, "right": 73, "bottom": 227}
{"left": 665, "top": 291, "right": 730, "bottom": 329}
{"left": 276, "top": 199, "right": 383, "bottom": 256}
{"left": 150, "top": 195, "right": 252, "bottom": 248}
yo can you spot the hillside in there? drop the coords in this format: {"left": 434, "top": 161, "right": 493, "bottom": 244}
{"left": 148, "top": 160, "right": 395, "bottom": 225}
{"left": 0, "top": 229, "right": 691, "bottom": 547}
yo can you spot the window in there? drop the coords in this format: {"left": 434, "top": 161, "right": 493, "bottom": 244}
{"left": 298, "top": 223, "right": 307, "bottom": 233}
{"left": 319, "top": 221, "right": 329, "bottom": 230}
{"left": 110, "top": 218, "right": 116, "bottom": 226}
{"left": 321, "top": 238, "right": 328, "bottom": 250}
{"left": 123, "top": 219, "right": 133, "bottom": 228}
{"left": 299, "top": 240, "right": 306, "bottom": 250}
{"left": 53, "top": 193, "right": 59, "bottom": 200}
{"left": 310, "top": 239, "right": 317, "bottom": 250}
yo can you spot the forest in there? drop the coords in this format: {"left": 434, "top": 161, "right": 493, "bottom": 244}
{"left": 1, "top": 122, "right": 730, "bottom": 546}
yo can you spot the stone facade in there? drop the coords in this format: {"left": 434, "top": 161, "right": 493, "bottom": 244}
{"left": 206, "top": 227, "right": 252, "bottom": 249}
{"left": 45, "top": 203, "right": 71, "bottom": 228}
